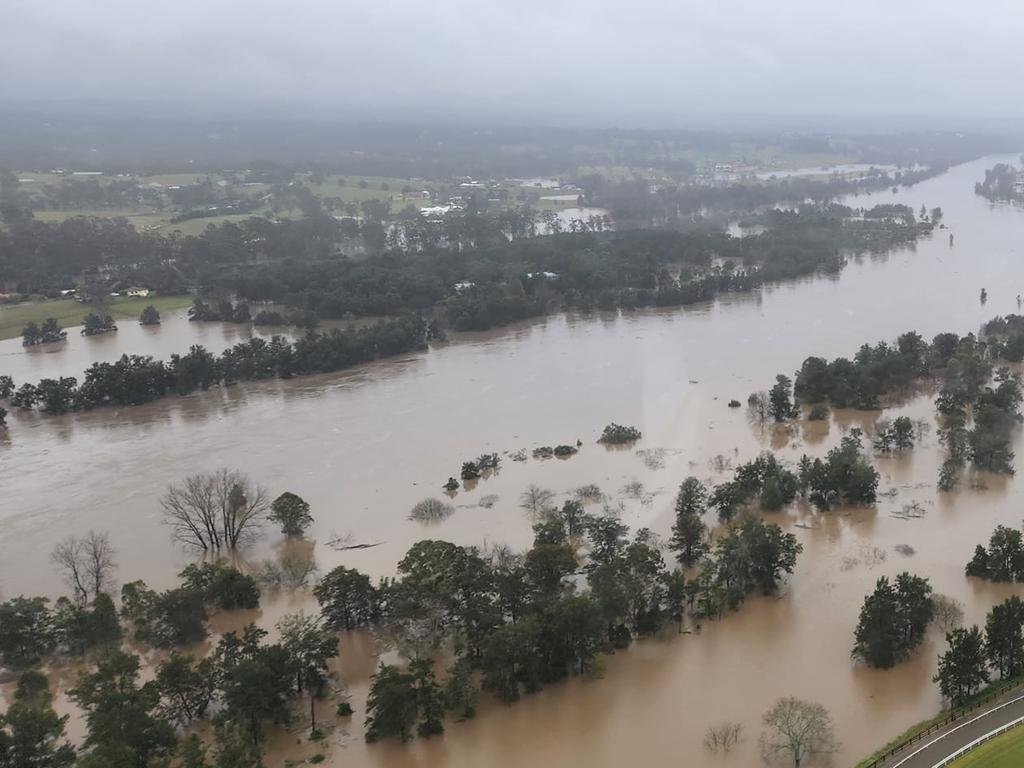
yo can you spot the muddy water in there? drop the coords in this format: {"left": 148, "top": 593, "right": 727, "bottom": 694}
{"left": 3, "top": 155, "right": 1024, "bottom": 766}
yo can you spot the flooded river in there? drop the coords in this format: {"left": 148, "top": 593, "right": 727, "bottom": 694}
{"left": 3, "top": 155, "right": 1024, "bottom": 766}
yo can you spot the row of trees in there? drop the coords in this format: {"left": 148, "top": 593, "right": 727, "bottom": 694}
{"left": 312, "top": 497, "right": 800, "bottom": 742}
{"left": 1, "top": 316, "right": 436, "bottom": 416}
{"left": 966, "top": 524, "right": 1024, "bottom": 582}
{"left": 935, "top": 596, "right": 1024, "bottom": 705}
{"left": 20, "top": 318, "right": 67, "bottom": 346}
{"left": 771, "top": 320, "right": 1024, "bottom": 489}
{"left": 697, "top": 434, "right": 879, "bottom": 522}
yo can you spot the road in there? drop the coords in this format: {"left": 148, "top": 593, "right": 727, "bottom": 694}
{"left": 877, "top": 690, "right": 1024, "bottom": 768}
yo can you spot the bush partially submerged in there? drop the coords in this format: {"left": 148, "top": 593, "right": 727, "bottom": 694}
{"left": 409, "top": 498, "right": 455, "bottom": 524}
{"left": 597, "top": 423, "right": 642, "bottom": 444}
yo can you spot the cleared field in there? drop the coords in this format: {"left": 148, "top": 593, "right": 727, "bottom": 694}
{"left": 0, "top": 295, "right": 193, "bottom": 340}
{"left": 950, "top": 724, "right": 1024, "bottom": 768}
{"left": 30, "top": 208, "right": 170, "bottom": 231}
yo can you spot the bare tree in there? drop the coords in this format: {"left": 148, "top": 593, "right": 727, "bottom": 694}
{"left": 760, "top": 697, "right": 837, "bottom": 767}
{"left": 932, "top": 594, "right": 965, "bottom": 633}
{"left": 748, "top": 391, "right": 770, "bottom": 425}
{"left": 408, "top": 497, "right": 455, "bottom": 524}
{"left": 83, "top": 531, "right": 116, "bottom": 599}
{"left": 52, "top": 538, "right": 89, "bottom": 604}
{"left": 704, "top": 721, "right": 744, "bottom": 754}
{"left": 519, "top": 484, "right": 555, "bottom": 517}
{"left": 160, "top": 469, "right": 269, "bottom": 550}
{"left": 51, "top": 531, "right": 117, "bottom": 603}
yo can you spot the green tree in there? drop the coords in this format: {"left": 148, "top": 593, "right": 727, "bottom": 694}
{"left": 68, "top": 651, "right": 176, "bottom": 768}
{"left": 965, "top": 544, "right": 991, "bottom": 579}
{"left": 0, "top": 702, "right": 76, "bottom": 768}
{"left": 442, "top": 656, "right": 477, "bottom": 720}
{"left": 219, "top": 643, "right": 293, "bottom": 753}
{"left": 81, "top": 312, "right": 117, "bottom": 336}
{"left": 269, "top": 492, "right": 314, "bottom": 536}
{"left": 52, "top": 593, "right": 121, "bottom": 656}
{"left": 154, "top": 653, "right": 216, "bottom": 725}
{"left": 138, "top": 306, "right": 161, "bottom": 326}
{"left": 853, "top": 573, "right": 934, "bottom": 668}
{"left": 179, "top": 562, "right": 260, "bottom": 611}
{"left": 852, "top": 576, "right": 901, "bottom": 667}
{"left": 481, "top": 618, "right": 541, "bottom": 703}
{"left": 276, "top": 612, "right": 338, "bottom": 733}
{"left": 0, "top": 597, "right": 54, "bottom": 669}
{"left": 410, "top": 658, "right": 445, "bottom": 737}
{"left": 314, "top": 566, "right": 379, "bottom": 630}
{"left": 985, "top": 596, "right": 1024, "bottom": 678}
{"left": 0, "top": 375, "right": 14, "bottom": 399}
{"left": 364, "top": 664, "right": 418, "bottom": 743}
{"left": 13, "top": 670, "right": 50, "bottom": 707}
{"left": 934, "top": 626, "right": 989, "bottom": 705}
{"left": 768, "top": 374, "right": 798, "bottom": 422}
{"left": 669, "top": 478, "right": 709, "bottom": 567}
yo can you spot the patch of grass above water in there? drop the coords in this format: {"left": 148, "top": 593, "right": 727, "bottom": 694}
{"left": 0, "top": 295, "right": 193, "bottom": 341}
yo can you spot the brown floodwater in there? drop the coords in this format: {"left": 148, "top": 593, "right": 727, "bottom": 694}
{"left": 3, "top": 155, "right": 1024, "bottom": 766}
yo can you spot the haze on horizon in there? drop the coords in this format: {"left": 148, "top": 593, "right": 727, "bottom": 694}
{"left": 5, "top": 0, "right": 1023, "bottom": 126}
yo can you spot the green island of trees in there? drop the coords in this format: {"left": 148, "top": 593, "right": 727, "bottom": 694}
{"left": 966, "top": 524, "right": 1024, "bottom": 582}
{"left": 1, "top": 315, "right": 437, "bottom": 416}
{"left": 139, "top": 305, "right": 161, "bottom": 325}
{"left": 81, "top": 312, "right": 117, "bottom": 336}
{"left": 853, "top": 572, "right": 935, "bottom": 668}
{"left": 763, "top": 317, "right": 1024, "bottom": 489}
{"left": 20, "top": 318, "right": 67, "bottom": 346}
{"left": 975, "top": 162, "right": 1024, "bottom": 202}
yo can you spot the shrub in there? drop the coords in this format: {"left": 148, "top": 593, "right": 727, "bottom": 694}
{"left": 597, "top": 423, "right": 642, "bottom": 444}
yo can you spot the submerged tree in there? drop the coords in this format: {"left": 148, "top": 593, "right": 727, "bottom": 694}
{"left": 934, "top": 626, "right": 988, "bottom": 705}
{"left": 364, "top": 664, "right": 418, "bottom": 743}
{"left": 669, "top": 477, "right": 709, "bottom": 567}
{"left": 50, "top": 531, "right": 117, "bottom": 605}
{"left": 69, "top": 651, "right": 176, "bottom": 768}
{"left": 269, "top": 492, "right": 314, "bottom": 536}
{"left": 852, "top": 573, "right": 934, "bottom": 668}
{"left": 0, "top": 702, "right": 76, "bottom": 768}
{"left": 277, "top": 612, "right": 338, "bottom": 734}
{"left": 760, "top": 697, "right": 837, "bottom": 767}
{"left": 159, "top": 469, "right": 269, "bottom": 550}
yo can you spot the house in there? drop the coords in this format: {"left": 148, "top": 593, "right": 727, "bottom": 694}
{"left": 126, "top": 287, "right": 151, "bottom": 297}
{"left": 453, "top": 281, "right": 476, "bottom": 292}
{"left": 420, "top": 205, "right": 452, "bottom": 218}
{"left": 527, "top": 271, "right": 559, "bottom": 280}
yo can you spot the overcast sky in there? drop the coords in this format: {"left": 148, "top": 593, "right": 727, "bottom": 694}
{"left": 5, "top": 0, "right": 1021, "bottom": 123}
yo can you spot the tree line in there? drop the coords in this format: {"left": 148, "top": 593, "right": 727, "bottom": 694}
{"left": 1, "top": 316, "right": 435, "bottom": 416}
{"left": 764, "top": 318, "right": 1024, "bottom": 489}
{"left": 217, "top": 205, "right": 931, "bottom": 332}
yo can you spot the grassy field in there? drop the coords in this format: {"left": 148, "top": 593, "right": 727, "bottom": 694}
{"left": 0, "top": 295, "right": 193, "bottom": 340}
{"left": 950, "top": 724, "right": 1024, "bottom": 767}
